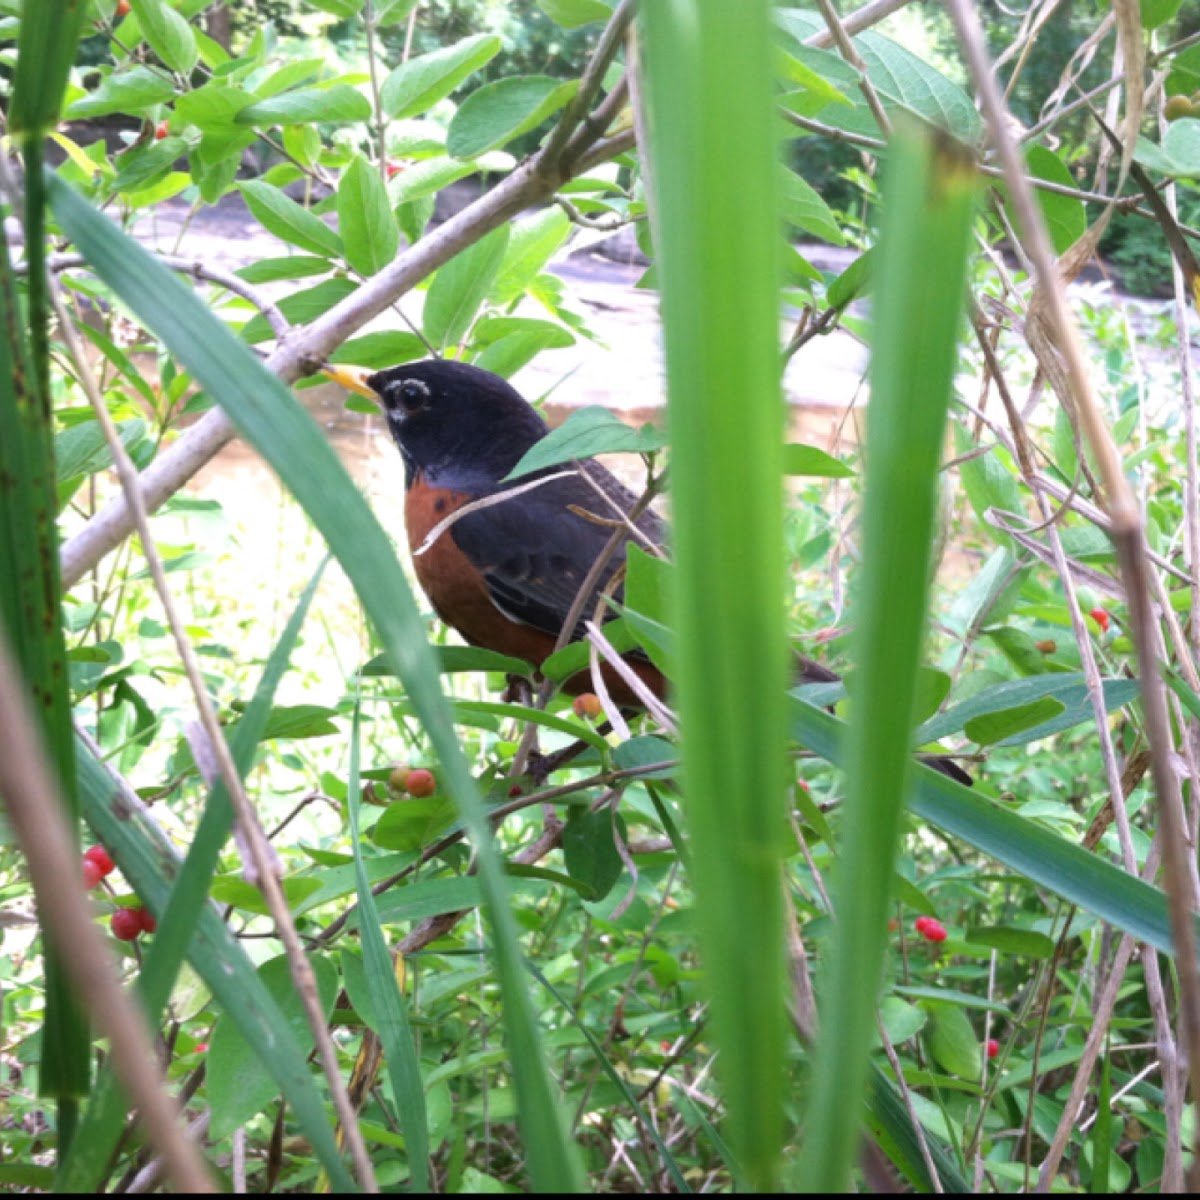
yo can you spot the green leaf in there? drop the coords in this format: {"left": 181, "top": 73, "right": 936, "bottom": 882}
{"left": 242, "top": 277, "right": 358, "bottom": 343}
{"left": 423, "top": 225, "right": 511, "bottom": 349}
{"left": 778, "top": 13, "right": 982, "bottom": 142}
{"left": 258, "top": 703, "right": 340, "bottom": 739}
{"left": 371, "top": 795, "right": 458, "bottom": 851}
{"left": 505, "top": 406, "right": 665, "bottom": 481}
{"left": 111, "top": 137, "right": 190, "bottom": 193}
{"left": 328, "top": 330, "right": 427, "bottom": 369}
{"left": 1141, "top": 0, "right": 1183, "bottom": 29}
{"left": 964, "top": 926, "right": 1055, "bottom": 959}
{"left": 447, "top": 76, "right": 577, "bottom": 160}
{"left": 535, "top": 0, "right": 611, "bottom": 27}
{"left": 209, "top": 874, "right": 325, "bottom": 914}
{"left": 563, "top": 810, "right": 626, "bottom": 901}
{"left": 380, "top": 33, "right": 502, "bottom": 119}
{"left": 55, "top": 418, "right": 147, "bottom": 481}
{"left": 239, "top": 180, "right": 343, "bottom": 258}
{"left": 1021, "top": 146, "right": 1086, "bottom": 254}
{"left": 309, "top": 0, "right": 363, "bottom": 15}
{"left": 918, "top": 673, "right": 1139, "bottom": 747}
{"left": 1135, "top": 119, "right": 1200, "bottom": 178}
{"left": 826, "top": 249, "right": 871, "bottom": 312}
{"left": 129, "top": 0, "right": 199, "bottom": 74}
{"left": 963, "top": 696, "right": 1065, "bottom": 746}
{"left": 489, "top": 207, "right": 573, "bottom": 305}
{"left": 236, "top": 83, "right": 372, "bottom": 127}
{"left": 782, "top": 442, "right": 854, "bottom": 478}
{"left": 779, "top": 166, "right": 844, "bottom": 244}
{"left": 207, "top": 953, "right": 339, "bottom": 1139}
{"left": 922, "top": 1002, "right": 983, "bottom": 1079}
{"left": 64, "top": 66, "right": 175, "bottom": 119}
{"left": 236, "top": 255, "right": 333, "bottom": 283}
{"left": 472, "top": 320, "right": 575, "bottom": 377}
{"left": 338, "top": 156, "right": 400, "bottom": 276}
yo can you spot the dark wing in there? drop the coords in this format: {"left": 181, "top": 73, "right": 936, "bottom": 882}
{"left": 450, "top": 459, "right": 665, "bottom": 642}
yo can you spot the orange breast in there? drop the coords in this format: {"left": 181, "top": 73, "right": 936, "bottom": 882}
{"left": 404, "top": 476, "right": 668, "bottom": 707}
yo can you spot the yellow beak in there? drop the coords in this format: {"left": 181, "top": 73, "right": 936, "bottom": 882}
{"left": 321, "top": 364, "right": 378, "bottom": 402}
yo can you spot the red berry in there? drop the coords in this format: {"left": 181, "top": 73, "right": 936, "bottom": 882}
{"left": 915, "top": 916, "right": 947, "bottom": 943}
{"left": 1035, "top": 639, "right": 1056, "bottom": 654}
{"left": 194, "top": 1042, "right": 208, "bottom": 1054}
{"left": 573, "top": 692, "right": 602, "bottom": 720}
{"left": 385, "top": 161, "right": 404, "bottom": 179}
{"left": 798, "top": 779, "right": 810, "bottom": 791}
{"left": 886, "top": 918, "right": 898, "bottom": 932}
{"left": 154, "top": 121, "right": 169, "bottom": 141}
{"left": 83, "top": 858, "right": 104, "bottom": 890}
{"left": 115, "top": 0, "right": 131, "bottom": 15}
{"left": 986, "top": 1038, "right": 999, "bottom": 1059}
{"left": 1089, "top": 607, "right": 1110, "bottom": 633}
{"left": 84, "top": 845, "right": 115, "bottom": 876}
{"left": 111, "top": 907, "right": 143, "bottom": 941}
{"left": 137, "top": 909, "right": 157, "bottom": 934}
{"left": 508, "top": 784, "right": 523, "bottom": 798}
{"left": 405, "top": 768, "right": 436, "bottom": 798}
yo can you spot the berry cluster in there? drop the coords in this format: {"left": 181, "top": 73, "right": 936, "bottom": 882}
{"left": 111, "top": 906, "right": 156, "bottom": 941}
{"left": 913, "top": 915, "right": 948, "bottom": 943}
{"left": 388, "top": 765, "right": 438, "bottom": 798}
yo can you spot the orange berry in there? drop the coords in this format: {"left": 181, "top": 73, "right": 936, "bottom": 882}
{"left": 1035, "top": 639, "right": 1056, "bottom": 654}
{"left": 405, "top": 768, "right": 436, "bottom": 798}
{"left": 111, "top": 907, "right": 143, "bottom": 941}
{"left": 1165, "top": 95, "right": 1195, "bottom": 122}
{"left": 387, "top": 765, "right": 412, "bottom": 794}
{"left": 573, "top": 692, "right": 602, "bottom": 720}
{"left": 115, "top": 0, "right": 131, "bottom": 15}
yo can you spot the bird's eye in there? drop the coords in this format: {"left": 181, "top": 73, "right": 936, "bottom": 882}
{"left": 389, "top": 378, "right": 431, "bottom": 412}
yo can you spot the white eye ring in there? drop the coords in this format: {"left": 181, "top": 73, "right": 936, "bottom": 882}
{"left": 389, "top": 377, "right": 431, "bottom": 410}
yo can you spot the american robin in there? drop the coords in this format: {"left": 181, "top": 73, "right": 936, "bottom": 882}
{"left": 324, "top": 358, "right": 970, "bottom": 784}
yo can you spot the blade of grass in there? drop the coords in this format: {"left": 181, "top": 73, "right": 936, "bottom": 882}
{"left": 59, "top": 561, "right": 329, "bottom": 1191}
{"left": 48, "top": 172, "right": 581, "bottom": 1192}
{"left": 801, "top": 125, "right": 978, "bottom": 1191}
{"left": 347, "top": 704, "right": 430, "bottom": 1192}
{"left": 0, "top": 183, "right": 89, "bottom": 1143}
{"left": 639, "top": 5, "right": 791, "bottom": 1187}
{"left": 792, "top": 698, "right": 1189, "bottom": 955}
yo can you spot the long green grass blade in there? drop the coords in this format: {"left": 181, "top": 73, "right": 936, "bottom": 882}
{"left": 792, "top": 699, "right": 1187, "bottom": 955}
{"left": 639, "top": 4, "right": 791, "bottom": 1188}
{"left": 11, "top": 0, "right": 91, "bottom": 137}
{"left": 60, "top": 562, "right": 328, "bottom": 1191}
{"left": 347, "top": 706, "right": 431, "bottom": 1191}
{"left": 802, "top": 126, "right": 978, "bottom": 1190}
{"left": 76, "top": 741, "right": 359, "bottom": 1193}
{"left": 48, "top": 172, "right": 580, "bottom": 1191}
{"left": 0, "top": 176, "right": 89, "bottom": 1130}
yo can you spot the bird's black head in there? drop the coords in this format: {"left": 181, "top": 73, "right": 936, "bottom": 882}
{"left": 330, "top": 359, "right": 549, "bottom": 488}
